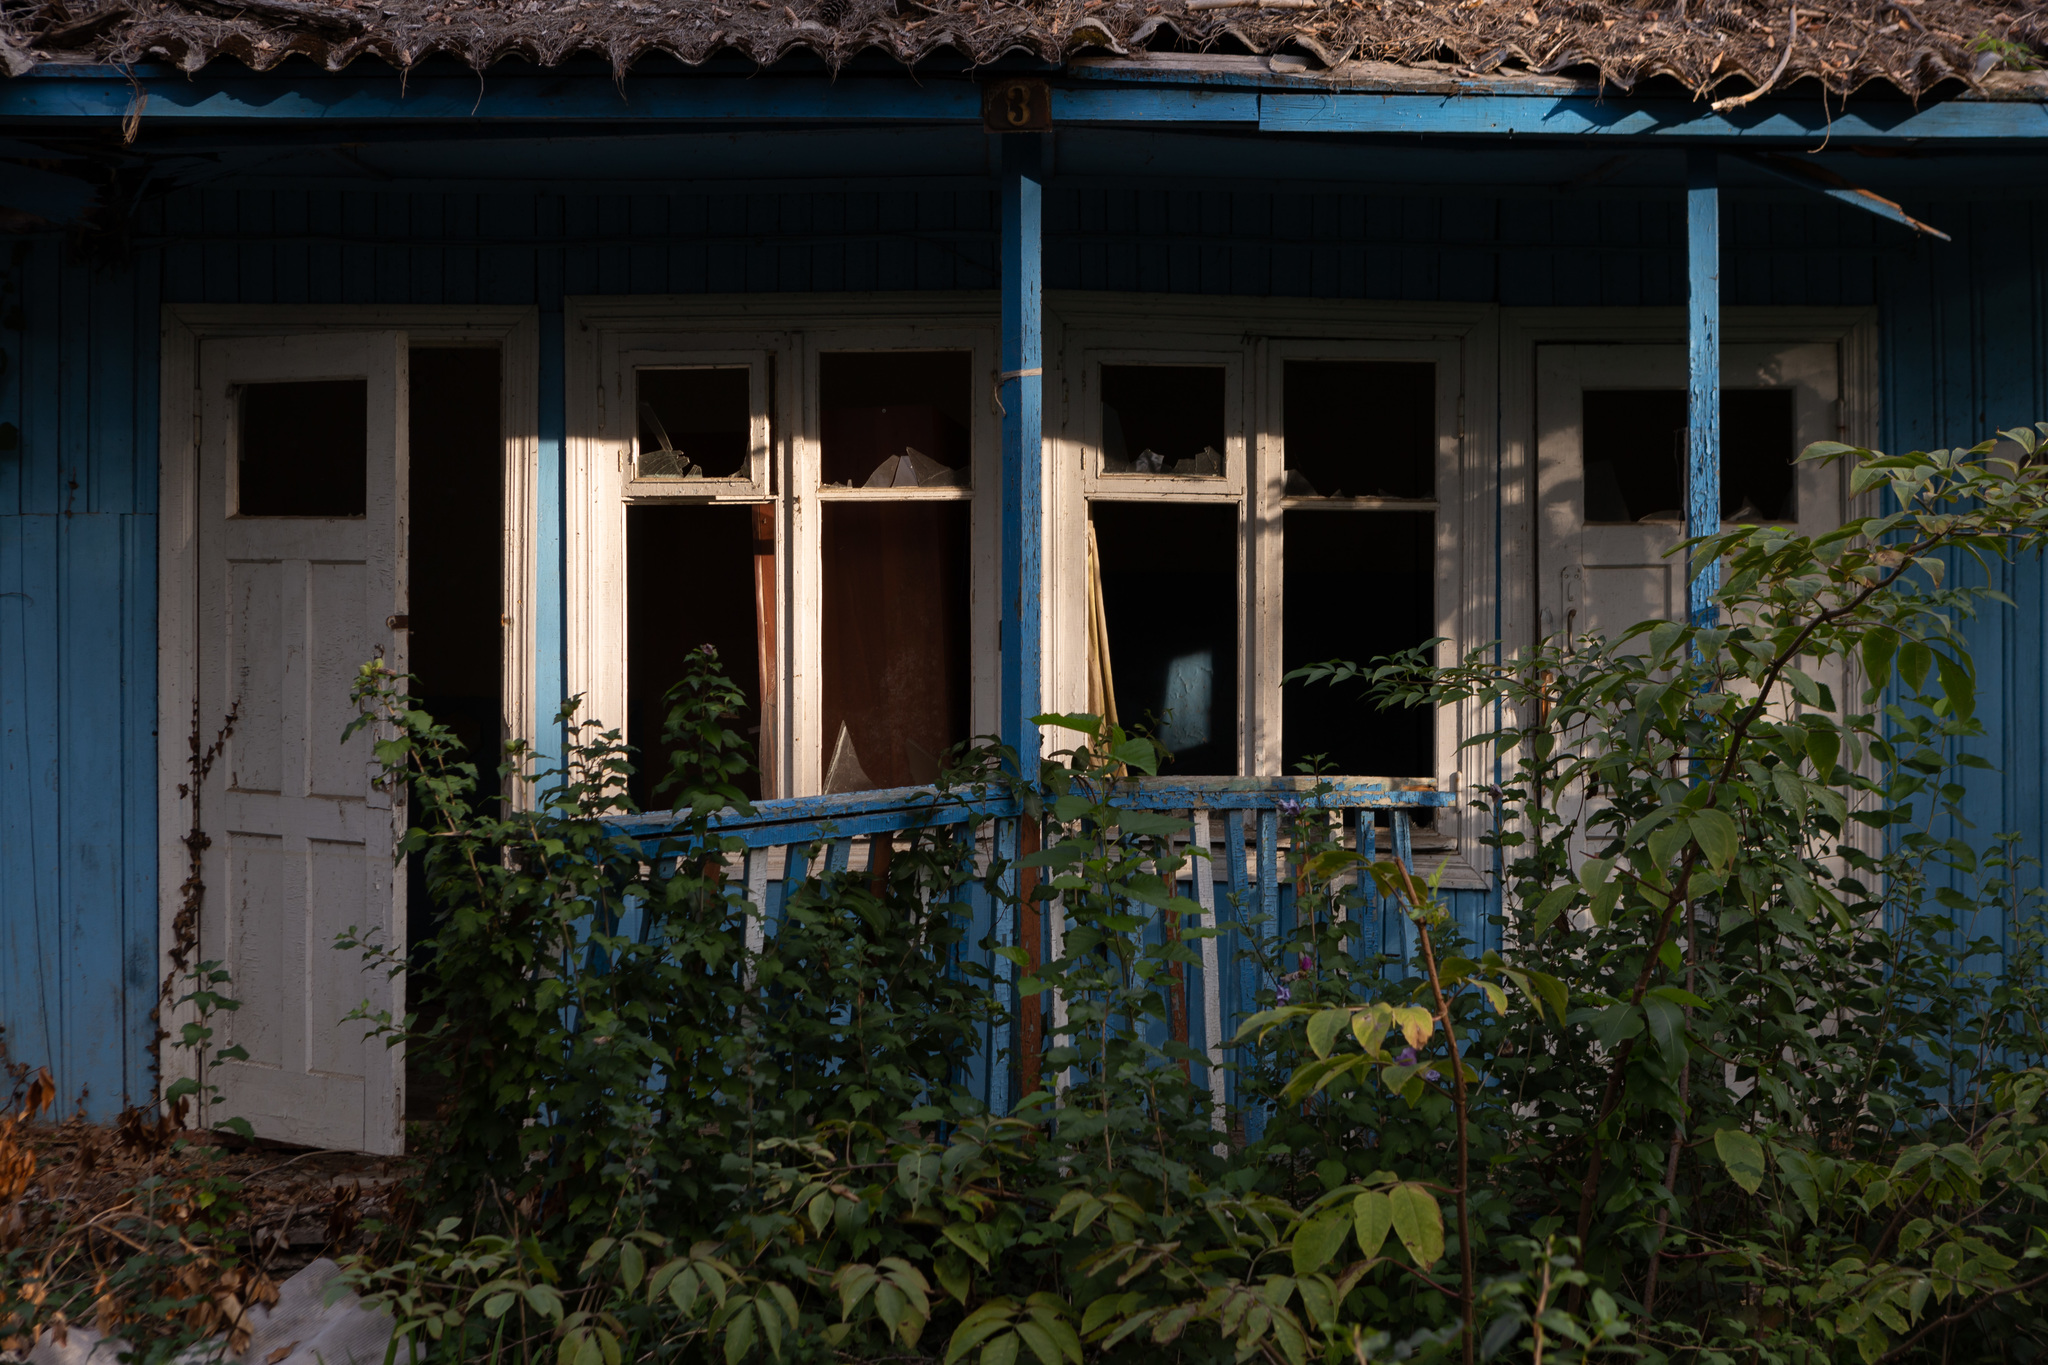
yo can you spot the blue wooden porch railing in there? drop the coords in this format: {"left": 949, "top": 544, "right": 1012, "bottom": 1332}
{"left": 610, "top": 776, "right": 1458, "bottom": 1125}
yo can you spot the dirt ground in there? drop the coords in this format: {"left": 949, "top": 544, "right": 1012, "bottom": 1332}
{"left": 4, "top": 1087, "right": 423, "bottom": 1357}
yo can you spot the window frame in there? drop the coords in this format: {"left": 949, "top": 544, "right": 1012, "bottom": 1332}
{"left": 565, "top": 296, "right": 1001, "bottom": 802}
{"left": 1080, "top": 347, "right": 1249, "bottom": 500}
{"left": 1045, "top": 295, "right": 1497, "bottom": 887}
{"left": 608, "top": 340, "right": 774, "bottom": 498}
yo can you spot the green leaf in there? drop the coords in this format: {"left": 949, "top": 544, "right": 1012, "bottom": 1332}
{"left": 1388, "top": 1184, "right": 1444, "bottom": 1267}
{"left": 618, "top": 1241, "right": 645, "bottom": 1295}
{"left": 1014, "top": 1322, "right": 1061, "bottom": 1365}
{"left": 1688, "top": 808, "right": 1739, "bottom": 872}
{"left": 1643, "top": 993, "right": 1686, "bottom": 1066}
{"left": 1859, "top": 628, "right": 1898, "bottom": 698}
{"left": 942, "top": 1224, "right": 993, "bottom": 1271}
{"left": 1899, "top": 640, "right": 1932, "bottom": 694}
{"left": 1353, "top": 1191, "right": 1393, "bottom": 1259}
{"left": 1306, "top": 1008, "right": 1351, "bottom": 1060}
{"left": 1714, "top": 1128, "right": 1768, "bottom": 1195}
{"left": 724, "top": 1304, "right": 758, "bottom": 1365}
{"left": 1805, "top": 722, "right": 1841, "bottom": 777}
{"left": 1934, "top": 650, "right": 1976, "bottom": 720}
{"left": 981, "top": 1331, "right": 1021, "bottom": 1365}
{"left": 1291, "top": 1209, "right": 1351, "bottom": 1276}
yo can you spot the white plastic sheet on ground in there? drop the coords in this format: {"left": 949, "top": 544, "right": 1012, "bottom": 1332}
{"left": 26, "top": 1257, "right": 399, "bottom": 1365}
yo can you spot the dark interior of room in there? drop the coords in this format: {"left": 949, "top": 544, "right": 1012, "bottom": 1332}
{"left": 1090, "top": 501, "right": 1239, "bottom": 775}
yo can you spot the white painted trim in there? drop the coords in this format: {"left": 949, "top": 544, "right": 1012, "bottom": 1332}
{"left": 156, "top": 303, "right": 540, "bottom": 1113}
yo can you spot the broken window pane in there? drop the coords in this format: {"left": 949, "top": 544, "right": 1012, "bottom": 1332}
{"left": 236, "top": 379, "right": 367, "bottom": 517}
{"left": 1581, "top": 389, "right": 1797, "bottom": 524}
{"left": 820, "top": 502, "right": 971, "bottom": 791}
{"left": 1099, "top": 365, "right": 1226, "bottom": 478}
{"left": 636, "top": 367, "right": 752, "bottom": 481}
{"left": 1283, "top": 510, "right": 1433, "bottom": 778}
{"left": 1089, "top": 502, "right": 1238, "bottom": 775}
{"left": 1283, "top": 361, "right": 1434, "bottom": 500}
{"left": 628, "top": 503, "right": 768, "bottom": 805}
{"left": 819, "top": 351, "right": 972, "bottom": 489}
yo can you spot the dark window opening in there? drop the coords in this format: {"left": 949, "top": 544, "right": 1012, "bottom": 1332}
{"left": 236, "top": 379, "right": 367, "bottom": 517}
{"left": 1090, "top": 502, "right": 1238, "bottom": 776}
{"left": 403, "top": 346, "right": 503, "bottom": 1121}
{"left": 819, "top": 351, "right": 972, "bottom": 488}
{"left": 1100, "top": 365, "right": 1226, "bottom": 477}
{"left": 635, "top": 367, "right": 752, "bottom": 480}
{"left": 1282, "top": 361, "right": 1435, "bottom": 500}
{"left": 628, "top": 503, "right": 768, "bottom": 808}
{"left": 821, "top": 502, "right": 971, "bottom": 791}
{"left": 1282, "top": 510, "right": 1433, "bottom": 779}
{"left": 1581, "top": 388, "right": 1798, "bottom": 525}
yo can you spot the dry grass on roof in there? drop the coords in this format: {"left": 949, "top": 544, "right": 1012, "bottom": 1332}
{"left": 5, "top": 0, "right": 2046, "bottom": 104}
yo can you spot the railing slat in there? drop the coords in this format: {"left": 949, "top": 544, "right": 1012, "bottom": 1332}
{"left": 744, "top": 846, "right": 770, "bottom": 964}
{"left": 991, "top": 815, "right": 1019, "bottom": 1117}
{"left": 1191, "top": 810, "right": 1225, "bottom": 1132}
{"left": 1391, "top": 809, "right": 1415, "bottom": 968}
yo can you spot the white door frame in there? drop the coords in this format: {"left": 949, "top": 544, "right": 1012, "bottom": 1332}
{"left": 157, "top": 303, "right": 540, "bottom": 1117}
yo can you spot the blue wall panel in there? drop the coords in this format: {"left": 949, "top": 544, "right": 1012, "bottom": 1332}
{"left": 0, "top": 233, "right": 157, "bottom": 1115}
{"left": 1877, "top": 199, "right": 2048, "bottom": 972}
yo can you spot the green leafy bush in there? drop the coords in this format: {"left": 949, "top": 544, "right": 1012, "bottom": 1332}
{"left": 344, "top": 431, "right": 2048, "bottom": 1364}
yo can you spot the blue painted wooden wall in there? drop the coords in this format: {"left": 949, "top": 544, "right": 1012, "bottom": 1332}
{"left": 0, "top": 160, "right": 2030, "bottom": 1119}
{"left": 0, "top": 238, "right": 160, "bottom": 1113}
{"left": 1880, "top": 198, "right": 2048, "bottom": 976}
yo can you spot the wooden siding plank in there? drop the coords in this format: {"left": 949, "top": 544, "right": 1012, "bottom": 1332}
{"left": 0, "top": 240, "right": 25, "bottom": 517}
{"left": 88, "top": 264, "right": 136, "bottom": 516}
{"left": 59, "top": 512, "right": 129, "bottom": 1108}
{"left": 0, "top": 513, "right": 62, "bottom": 1087}
{"left": 121, "top": 509, "right": 159, "bottom": 1105}
{"left": 58, "top": 251, "right": 89, "bottom": 516}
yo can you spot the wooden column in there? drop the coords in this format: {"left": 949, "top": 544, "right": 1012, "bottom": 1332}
{"left": 1686, "top": 148, "right": 1721, "bottom": 627}
{"left": 997, "top": 133, "right": 1045, "bottom": 771}
{"left": 995, "top": 131, "right": 1045, "bottom": 1111}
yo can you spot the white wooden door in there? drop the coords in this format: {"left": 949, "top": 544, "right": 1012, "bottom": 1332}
{"left": 195, "top": 333, "right": 408, "bottom": 1155}
{"left": 1536, "top": 343, "right": 1841, "bottom": 647}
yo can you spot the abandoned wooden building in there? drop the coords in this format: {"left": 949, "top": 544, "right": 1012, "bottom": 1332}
{"left": 1, "top": 0, "right": 2046, "bottom": 1152}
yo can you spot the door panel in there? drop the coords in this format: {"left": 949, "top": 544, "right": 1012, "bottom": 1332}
{"left": 197, "top": 332, "right": 407, "bottom": 1155}
{"left": 1537, "top": 343, "right": 1840, "bottom": 647}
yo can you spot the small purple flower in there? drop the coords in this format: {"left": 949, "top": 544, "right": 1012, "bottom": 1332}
{"left": 1275, "top": 982, "right": 1292, "bottom": 1005}
{"left": 1275, "top": 798, "right": 1303, "bottom": 818}
{"left": 1397, "top": 1046, "right": 1418, "bottom": 1066}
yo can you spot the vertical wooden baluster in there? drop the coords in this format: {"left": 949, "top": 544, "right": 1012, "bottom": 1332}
{"left": 1017, "top": 813, "right": 1043, "bottom": 1098}
{"left": 826, "top": 838, "right": 852, "bottom": 875}
{"left": 1048, "top": 819, "right": 1068, "bottom": 1098}
{"left": 1192, "top": 810, "right": 1225, "bottom": 1134}
{"left": 743, "top": 844, "right": 771, "bottom": 987}
{"left": 1166, "top": 821, "right": 1189, "bottom": 1074}
{"left": 1225, "top": 808, "right": 1249, "bottom": 1115}
{"left": 990, "top": 815, "right": 1019, "bottom": 1116}
{"left": 1392, "top": 808, "right": 1416, "bottom": 969}
{"left": 868, "top": 831, "right": 893, "bottom": 896}
{"left": 1358, "top": 810, "right": 1383, "bottom": 964}
{"left": 1258, "top": 807, "right": 1280, "bottom": 968}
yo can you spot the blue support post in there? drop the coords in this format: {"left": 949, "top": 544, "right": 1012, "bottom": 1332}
{"left": 1686, "top": 149, "right": 1721, "bottom": 627}
{"left": 995, "top": 133, "right": 1044, "bottom": 1117}
{"left": 997, "top": 133, "right": 1045, "bottom": 776}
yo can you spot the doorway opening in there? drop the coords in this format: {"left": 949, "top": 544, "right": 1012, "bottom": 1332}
{"left": 403, "top": 345, "right": 504, "bottom": 1123}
